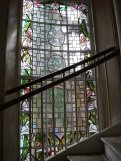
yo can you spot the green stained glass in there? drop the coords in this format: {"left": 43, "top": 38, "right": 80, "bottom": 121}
{"left": 20, "top": 113, "right": 29, "bottom": 126}
{"left": 21, "top": 49, "right": 32, "bottom": 76}
{"left": 21, "top": 134, "right": 29, "bottom": 160}
{"left": 23, "top": 15, "right": 32, "bottom": 31}
{"left": 87, "top": 80, "right": 96, "bottom": 93}
{"left": 89, "top": 109, "right": 97, "bottom": 125}
{"left": 88, "top": 109, "right": 98, "bottom": 134}
{"left": 80, "top": 20, "right": 90, "bottom": 37}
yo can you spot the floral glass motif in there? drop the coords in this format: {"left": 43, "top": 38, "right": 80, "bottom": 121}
{"left": 87, "top": 80, "right": 98, "bottom": 134}
{"left": 20, "top": 0, "right": 97, "bottom": 160}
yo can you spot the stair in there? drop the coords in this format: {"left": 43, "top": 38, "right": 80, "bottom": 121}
{"left": 67, "top": 136, "right": 121, "bottom": 161}
{"left": 101, "top": 137, "right": 121, "bottom": 161}
{"left": 47, "top": 122, "right": 121, "bottom": 161}
{"left": 67, "top": 154, "right": 109, "bottom": 161}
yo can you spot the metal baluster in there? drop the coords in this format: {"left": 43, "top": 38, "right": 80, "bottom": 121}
{"left": 74, "top": 68, "right": 78, "bottom": 142}
{"left": 29, "top": 86, "right": 32, "bottom": 161}
{"left": 41, "top": 81, "right": 44, "bottom": 160}
{"left": 45, "top": 80, "right": 49, "bottom": 158}
{"left": 52, "top": 77, "right": 56, "bottom": 155}
{"left": 63, "top": 72, "right": 67, "bottom": 149}
{"left": 30, "top": 1, "right": 34, "bottom": 160}
{"left": 84, "top": 63, "right": 89, "bottom": 137}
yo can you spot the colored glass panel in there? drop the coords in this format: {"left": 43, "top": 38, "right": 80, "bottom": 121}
{"left": 86, "top": 80, "right": 98, "bottom": 134}
{"left": 20, "top": 1, "right": 97, "bottom": 160}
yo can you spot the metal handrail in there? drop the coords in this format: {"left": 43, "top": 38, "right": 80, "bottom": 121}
{"left": 6, "top": 47, "right": 115, "bottom": 95}
{"left": 0, "top": 47, "right": 119, "bottom": 111}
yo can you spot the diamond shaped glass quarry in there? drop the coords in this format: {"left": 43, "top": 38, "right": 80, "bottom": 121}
{"left": 47, "top": 55, "right": 66, "bottom": 73}
{"left": 47, "top": 28, "right": 65, "bottom": 47}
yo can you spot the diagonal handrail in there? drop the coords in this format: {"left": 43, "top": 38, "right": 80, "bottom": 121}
{"left": 6, "top": 47, "right": 115, "bottom": 95}
{"left": 0, "top": 47, "right": 119, "bottom": 111}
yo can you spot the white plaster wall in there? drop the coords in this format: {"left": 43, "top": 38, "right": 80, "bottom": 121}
{"left": 91, "top": 0, "right": 121, "bottom": 129}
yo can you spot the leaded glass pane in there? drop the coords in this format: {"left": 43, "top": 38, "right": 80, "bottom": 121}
{"left": 20, "top": 1, "right": 98, "bottom": 160}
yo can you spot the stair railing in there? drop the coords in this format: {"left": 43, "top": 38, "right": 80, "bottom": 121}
{"left": 0, "top": 47, "right": 119, "bottom": 111}
{"left": 6, "top": 46, "right": 115, "bottom": 95}
{"left": 0, "top": 47, "right": 120, "bottom": 160}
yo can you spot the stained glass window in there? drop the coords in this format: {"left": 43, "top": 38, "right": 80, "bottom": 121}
{"left": 20, "top": 0, "right": 98, "bottom": 160}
